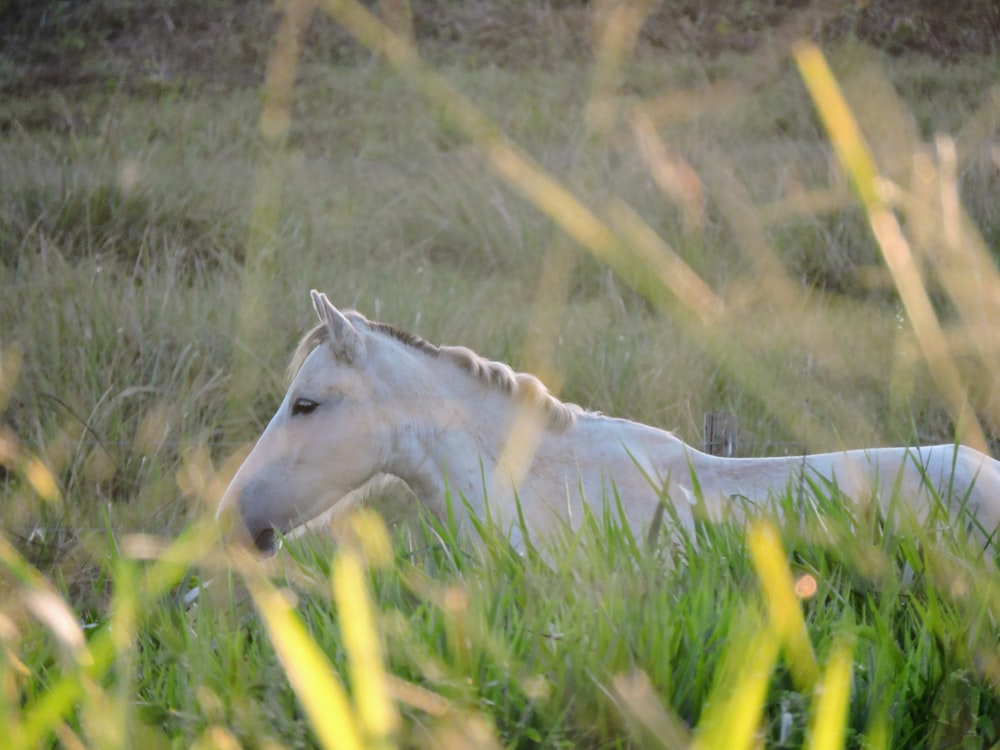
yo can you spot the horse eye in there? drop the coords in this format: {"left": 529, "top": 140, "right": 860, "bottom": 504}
{"left": 290, "top": 398, "right": 319, "bottom": 417}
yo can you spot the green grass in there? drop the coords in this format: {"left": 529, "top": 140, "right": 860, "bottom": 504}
{"left": 2, "top": 1, "right": 1000, "bottom": 747}
{"left": 6, "top": 494, "right": 1000, "bottom": 748}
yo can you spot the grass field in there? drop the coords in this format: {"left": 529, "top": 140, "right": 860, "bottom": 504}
{"left": 2, "top": 1, "right": 1000, "bottom": 747}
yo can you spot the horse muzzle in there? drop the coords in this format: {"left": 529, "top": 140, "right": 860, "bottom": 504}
{"left": 216, "top": 483, "right": 283, "bottom": 556}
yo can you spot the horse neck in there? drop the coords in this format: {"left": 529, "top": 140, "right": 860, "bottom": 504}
{"left": 377, "top": 356, "right": 547, "bottom": 517}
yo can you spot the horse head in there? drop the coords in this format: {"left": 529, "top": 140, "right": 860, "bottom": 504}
{"left": 217, "top": 291, "right": 393, "bottom": 553}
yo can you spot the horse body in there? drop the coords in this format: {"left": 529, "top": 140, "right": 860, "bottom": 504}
{"left": 217, "top": 291, "right": 1000, "bottom": 552}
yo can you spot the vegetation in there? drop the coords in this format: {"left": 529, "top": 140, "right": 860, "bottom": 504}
{"left": 2, "top": 1, "right": 999, "bottom": 747}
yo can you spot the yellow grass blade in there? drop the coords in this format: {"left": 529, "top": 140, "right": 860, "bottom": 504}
{"left": 630, "top": 106, "right": 706, "bottom": 232}
{"left": 863, "top": 711, "right": 889, "bottom": 750}
{"left": 807, "top": 639, "right": 854, "bottom": 750}
{"left": 611, "top": 670, "right": 690, "bottom": 749}
{"left": 336, "top": 509, "right": 395, "bottom": 571}
{"left": 0, "top": 537, "right": 87, "bottom": 667}
{"left": 586, "top": 0, "right": 659, "bottom": 138}
{"left": 792, "top": 41, "right": 987, "bottom": 452}
{"left": 332, "top": 551, "right": 399, "bottom": 746}
{"left": 22, "top": 457, "right": 61, "bottom": 503}
{"left": 234, "top": 0, "right": 315, "bottom": 402}
{"left": 246, "top": 577, "right": 366, "bottom": 750}
{"left": 691, "top": 613, "right": 779, "bottom": 750}
{"left": 605, "top": 198, "right": 724, "bottom": 324}
{"left": 315, "top": 0, "right": 719, "bottom": 328}
{"left": 747, "top": 520, "right": 818, "bottom": 691}
{"left": 0, "top": 348, "right": 22, "bottom": 414}
{"left": 10, "top": 520, "right": 223, "bottom": 749}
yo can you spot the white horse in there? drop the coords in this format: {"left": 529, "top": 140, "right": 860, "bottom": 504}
{"left": 217, "top": 291, "right": 1000, "bottom": 554}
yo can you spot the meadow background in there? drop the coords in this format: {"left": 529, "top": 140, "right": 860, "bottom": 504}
{"left": 2, "top": 0, "right": 1000, "bottom": 747}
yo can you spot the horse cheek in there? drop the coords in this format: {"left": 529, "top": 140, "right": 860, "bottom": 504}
{"left": 320, "top": 408, "right": 384, "bottom": 489}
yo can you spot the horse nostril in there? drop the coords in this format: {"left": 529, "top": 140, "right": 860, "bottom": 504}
{"left": 254, "top": 527, "right": 277, "bottom": 554}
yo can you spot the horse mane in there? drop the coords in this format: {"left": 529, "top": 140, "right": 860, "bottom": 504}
{"left": 287, "top": 311, "right": 579, "bottom": 432}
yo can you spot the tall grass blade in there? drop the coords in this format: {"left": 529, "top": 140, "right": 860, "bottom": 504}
{"left": 611, "top": 670, "right": 690, "bottom": 750}
{"left": 315, "top": 0, "right": 718, "bottom": 326}
{"left": 246, "top": 575, "right": 366, "bottom": 750}
{"left": 691, "top": 611, "right": 779, "bottom": 750}
{"left": 806, "top": 637, "right": 854, "bottom": 750}
{"left": 332, "top": 550, "right": 399, "bottom": 748}
{"left": 747, "top": 519, "right": 819, "bottom": 690}
{"left": 14, "top": 521, "right": 218, "bottom": 748}
{"left": 792, "top": 41, "right": 987, "bottom": 452}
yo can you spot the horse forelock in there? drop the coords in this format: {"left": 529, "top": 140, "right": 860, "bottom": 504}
{"left": 286, "top": 322, "right": 330, "bottom": 384}
{"left": 285, "top": 311, "right": 577, "bottom": 431}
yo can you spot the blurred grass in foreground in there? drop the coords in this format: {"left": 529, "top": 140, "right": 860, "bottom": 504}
{"left": 5, "top": 467, "right": 1000, "bottom": 747}
{"left": 2, "top": 0, "right": 1000, "bottom": 747}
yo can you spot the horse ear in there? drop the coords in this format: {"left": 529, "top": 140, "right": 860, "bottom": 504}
{"left": 310, "top": 290, "right": 365, "bottom": 364}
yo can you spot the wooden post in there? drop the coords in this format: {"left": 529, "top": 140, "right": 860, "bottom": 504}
{"left": 703, "top": 412, "right": 737, "bottom": 457}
